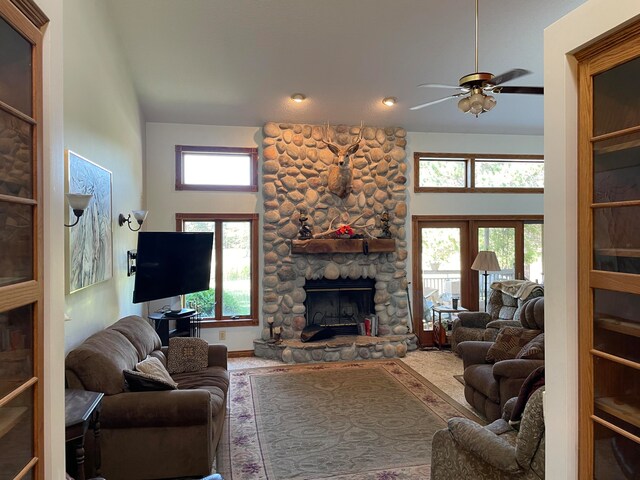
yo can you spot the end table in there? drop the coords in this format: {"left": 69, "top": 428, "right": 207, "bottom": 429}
{"left": 65, "top": 389, "right": 104, "bottom": 480}
{"left": 431, "top": 305, "right": 468, "bottom": 350}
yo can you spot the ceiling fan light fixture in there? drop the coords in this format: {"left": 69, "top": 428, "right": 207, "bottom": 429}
{"left": 483, "top": 94, "right": 496, "bottom": 111}
{"left": 457, "top": 97, "right": 471, "bottom": 113}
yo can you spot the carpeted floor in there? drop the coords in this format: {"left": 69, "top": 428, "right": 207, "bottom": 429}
{"left": 217, "top": 359, "right": 481, "bottom": 480}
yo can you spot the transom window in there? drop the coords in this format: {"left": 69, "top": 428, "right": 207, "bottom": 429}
{"left": 176, "top": 213, "right": 258, "bottom": 327}
{"left": 175, "top": 145, "right": 258, "bottom": 192}
{"left": 414, "top": 152, "right": 544, "bottom": 193}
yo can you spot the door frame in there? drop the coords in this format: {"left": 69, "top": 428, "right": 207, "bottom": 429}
{"left": 411, "top": 215, "right": 543, "bottom": 347}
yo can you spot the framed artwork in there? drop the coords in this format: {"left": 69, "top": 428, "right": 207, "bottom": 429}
{"left": 65, "top": 150, "right": 113, "bottom": 293}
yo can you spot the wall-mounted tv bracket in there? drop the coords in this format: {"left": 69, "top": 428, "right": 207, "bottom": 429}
{"left": 127, "top": 250, "right": 137, "bottom": 276}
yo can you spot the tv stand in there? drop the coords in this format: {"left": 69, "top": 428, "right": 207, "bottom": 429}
{"left": 148, "top": 311, "right": 200, "bottom": 346}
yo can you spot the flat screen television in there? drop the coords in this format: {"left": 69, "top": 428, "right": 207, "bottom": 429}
{"left": 133, "top": 232, "right": 214, "bottom": 304}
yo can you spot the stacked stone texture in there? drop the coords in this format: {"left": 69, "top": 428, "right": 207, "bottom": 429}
{"left": 257, "top": 122, "right": 417, "bottom": 362}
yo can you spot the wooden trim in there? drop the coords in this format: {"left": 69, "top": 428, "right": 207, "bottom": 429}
{"left": 590, "top": 199, "right": 640, "bottom": 209}
{"left": 591, "top": 349, "right": 640, "bottom": 370}
{"left": 9, "top": 0, "right": 48, "bottom": 28}
{"left": 176, "top": 213, "right": 259, "bottom": 322}
{"left": 228, "top": 350, "right": 255, "bottom": 358}
{"left": 0, "top": 281, "right": 39, "bottom": 312}
{"left": 414, "top": 151, "right": 544, "bottom": 193}
{"left": 175, "top": 145, "right": 258, "bottom": 192}
{"left": 0, "top": 1, "right": 42, "bottom": 42}
{"left": 591, "top": 123, "right": 640, "bottom": 143}
{"left": 201, "top": 319, "right": 259, "bottom": 328}
{"left": 291, "top": 239, "right": 395, "bottom": 254}
{"left": 0, "top": 377, "right": 37, "bottom": 408}
{"left": 0, "top": 193, "right": 37, "bottom": 205}
{"left": 591, "top": 415, "right": 640, "bottom": 445}
{"left": 412, "top": 214, "right": 543, "bottom": 222}
{"left": 590, "top": 270, "right": 640, "bottom": 295}
{"left": 14, "top": 456, "right": 38, "bottom": 480}
{"left": 0, "top": 99, "right": 36, "bottom": 125}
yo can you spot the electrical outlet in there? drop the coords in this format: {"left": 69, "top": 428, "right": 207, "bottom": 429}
{"left": 219, "top": 330, "right": 226, "bottom": 341}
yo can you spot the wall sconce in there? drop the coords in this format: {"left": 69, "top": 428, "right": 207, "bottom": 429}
{"left": 118, "top": 210, "right": 148, "bottom": 231}
{"left": 64, "top": 193, "right": 93, "bottom": 227}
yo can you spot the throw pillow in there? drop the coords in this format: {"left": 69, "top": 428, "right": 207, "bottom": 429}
{"left": 123, "top": 369, "right": 177, "bottom": 391}
{"left": 167, "top": 337, "right": 209, "bottom": 374}
{"left": 485, "top": 327, "right": 541, "bottom": 363}
{"left": 516, "top": 333, "right": 545, "bottom": 360}
{"left": 135, "top": 356, "right": 178, "bottom": 387}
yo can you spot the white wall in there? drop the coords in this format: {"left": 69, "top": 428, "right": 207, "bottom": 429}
{"left": 145, "top": 123, "right": 542, "bottom": 350}
{"left": 63, "top": 0, "right": 145, "bottom": 350}
{"left": 544, "top": 1, "right": 640, "bottom": 478}
{"left": 145, "top": 123, "right": 262, "bottom": 351}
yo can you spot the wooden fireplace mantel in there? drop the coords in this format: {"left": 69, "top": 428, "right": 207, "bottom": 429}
{"left": 291, "top": 238, "right": 395, "bottom": 254}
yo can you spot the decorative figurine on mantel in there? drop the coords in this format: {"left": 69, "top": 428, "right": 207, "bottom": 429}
{"left": 378, "top": 211, "right": 392, "bottom": 239}
{"left": 297, "top": 208, "right": 313, "bottom": 240}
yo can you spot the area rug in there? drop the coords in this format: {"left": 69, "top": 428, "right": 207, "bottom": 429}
{"left": 454, "top": 374, "right": 465, "bottom": 386}
{"left": 216, "top": 359, "right": 481, "bottom": 480}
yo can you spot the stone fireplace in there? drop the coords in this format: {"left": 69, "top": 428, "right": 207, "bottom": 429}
{"left": 254, "top": 122, "right": 418, "bottom": 362}
{"left": 304, "top": 277, "right": 375, "bottom": 335}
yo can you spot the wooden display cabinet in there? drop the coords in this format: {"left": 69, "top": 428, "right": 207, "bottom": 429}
{"left": 577, "top": 20, "right": 640, "bottom": 479}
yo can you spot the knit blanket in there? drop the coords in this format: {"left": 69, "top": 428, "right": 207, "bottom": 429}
{"left": 490, "top": 280, "right": 543, "bottom": 299}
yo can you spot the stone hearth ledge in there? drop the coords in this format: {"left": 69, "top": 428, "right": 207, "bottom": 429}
{"left": 254, "top": 334, "right": 418, "bottom": 364}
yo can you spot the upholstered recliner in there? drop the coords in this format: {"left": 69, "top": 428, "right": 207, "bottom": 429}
{"left": 450, "top": 281, "right": 544, "bottom": 353}
{"left": 458, "top": 297, "right": 544, "bottom": 421}
{"left": 431, "top": 387, "right": 545, "bottom": 480}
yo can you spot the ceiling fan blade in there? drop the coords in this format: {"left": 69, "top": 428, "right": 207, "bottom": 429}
{"left": 491, "top": 68, "right": 531, "bottom": 86}
{"left": 410, "top": 94, "right": 464, "bottom": 111}
{"left": 417, "top": 83, "right": 465, "bottom": 89}
{"left": 497, "top": 86, "right": 544, "bottom": 95}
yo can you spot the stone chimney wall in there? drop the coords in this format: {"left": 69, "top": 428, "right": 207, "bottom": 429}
{"left": 260, "top": 122, "right": 410, "bottom": 341}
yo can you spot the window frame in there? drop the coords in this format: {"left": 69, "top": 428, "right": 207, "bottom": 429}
{"left": 414, "top": 152, "right": 544, "bottom": 193}
{"left": 175, "top": 145, "right": 259, "bottom": 192}
{"left": 176, "top": 213, "right": 259, "bottom": 327}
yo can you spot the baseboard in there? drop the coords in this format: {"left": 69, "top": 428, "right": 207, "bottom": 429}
{"left": 228, "top": 350, "right": 255, "bottom": 358}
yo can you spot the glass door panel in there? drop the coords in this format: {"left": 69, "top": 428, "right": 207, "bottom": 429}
{"left": 524, "top": 223, "right": 544, "bottom": 284}
{"left": 477, "top": 226, "right": 516, "bottom": 309}
{"left": 0, "top": 202, "right": 34, "bottom": 287}
{"left": 417, "top": 225, "right": 466, "bottom": 346}
{"left": 0, "top": 17, "right": 32, "bottom": 116}
{"left": 593, "top": 56, "right": 640, "bottom": 136}
{"left": 593, "top": 205, "right": 640, "bottom": 274}
{"left": 0, "top": 386, "right": 35, "bottom": 479}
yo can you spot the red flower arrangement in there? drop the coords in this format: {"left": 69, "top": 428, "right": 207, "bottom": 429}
{"left": 335, "top": 225, "right": 354, "bottom": 237}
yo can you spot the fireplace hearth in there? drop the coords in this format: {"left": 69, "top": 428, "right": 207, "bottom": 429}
{"left": 304, "top": 278, "right": 375, "bottom": 335}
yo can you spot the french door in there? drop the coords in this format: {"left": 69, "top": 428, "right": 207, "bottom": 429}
{"left": 412, "top": 216, "right": 543, "bottom": 346}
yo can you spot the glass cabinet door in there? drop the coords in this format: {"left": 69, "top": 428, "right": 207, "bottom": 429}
{"left": 578, "top": 22, "right": 640, "bottom": 480}
{"left": 0, "top": 3, "right": 46, "bottom": 479}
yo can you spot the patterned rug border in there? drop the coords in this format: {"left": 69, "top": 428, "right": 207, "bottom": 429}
{"left": 218, "top": 359, "right": 480, "bottom": 479}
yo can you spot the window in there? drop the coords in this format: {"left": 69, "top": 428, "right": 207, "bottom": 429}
{"left": 176, "top": 213, "right": 259, "bottom": 326}
{"left": 414, "top": 152, "right": 543, "bottom": 192}
{"left": 175, "top": 145, "right": 258, "bottom": 192}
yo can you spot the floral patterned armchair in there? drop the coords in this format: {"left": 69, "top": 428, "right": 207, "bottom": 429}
{"left": 431, "top": 388, "right": 545, "bottom": 480}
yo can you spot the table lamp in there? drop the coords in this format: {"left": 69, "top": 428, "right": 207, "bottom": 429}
{"left": 471, "top": 250, "right": 501, "bottom": 311}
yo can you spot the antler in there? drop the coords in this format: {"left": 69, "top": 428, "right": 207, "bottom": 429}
{"left": 312, "top": 215, "right": 340, "bottom": 239}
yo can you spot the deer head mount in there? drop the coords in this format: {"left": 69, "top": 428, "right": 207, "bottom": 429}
{"left": 320, "top": 122, "right": 364, "bottom": 198}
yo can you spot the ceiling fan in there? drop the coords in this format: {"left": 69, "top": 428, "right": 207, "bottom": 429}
{"left": 410, "top": 0, "right": 543, "bottom": 116}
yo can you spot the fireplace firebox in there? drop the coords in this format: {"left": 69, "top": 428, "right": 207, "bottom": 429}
{"left": 304, "top": 278, "right": 375, "bottom": 335}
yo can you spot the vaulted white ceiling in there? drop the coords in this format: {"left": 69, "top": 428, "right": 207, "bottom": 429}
{"left": 105, "top": 0, "right": 584, "bottom": 135}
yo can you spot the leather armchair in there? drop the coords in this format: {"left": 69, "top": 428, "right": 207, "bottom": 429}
{"left": 458, "top": 297, "right": 544, "bottom": 421}
{"left": 450, "top": 283, "right": 544, "bottom": 353}
{"left": 431, "top": 388, "right": 545, "bottom": 480}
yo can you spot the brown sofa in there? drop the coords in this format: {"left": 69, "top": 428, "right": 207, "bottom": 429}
{"left": 65, "top": 315, "right": 228, "bottom": 480}
{"left": 458, "top": 297, "right": 544, "bottom": 421}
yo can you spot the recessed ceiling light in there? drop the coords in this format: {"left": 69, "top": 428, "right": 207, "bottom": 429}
{"left": 382, "top": 97, "right": 397, "bottom": 107}
{"left": 291, "top": 93, "right": 306, "bottom": 103}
